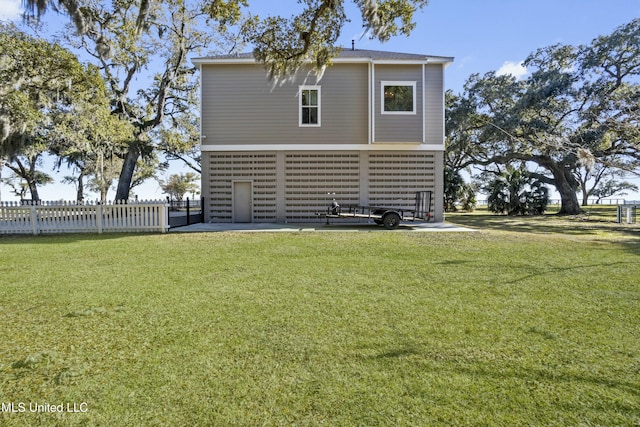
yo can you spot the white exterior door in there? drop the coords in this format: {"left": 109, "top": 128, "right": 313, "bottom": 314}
{"left": 233, "top": 181, "right": 252, "bottom": 223}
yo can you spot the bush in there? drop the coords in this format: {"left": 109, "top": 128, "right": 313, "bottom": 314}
{"left": 486, "top": 167, "right": 549, "bottom": 215}
{"left": 444, "top": 167, "right": 477, "bottom": 212}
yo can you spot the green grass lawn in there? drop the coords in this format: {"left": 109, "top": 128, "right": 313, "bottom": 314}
{"left": 1, "top": 213, "right": 639, "bottom": 426}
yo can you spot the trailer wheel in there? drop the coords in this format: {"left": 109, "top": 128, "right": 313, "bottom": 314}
{"left": 382, "top": 212, "right": 401, "bottom": 230}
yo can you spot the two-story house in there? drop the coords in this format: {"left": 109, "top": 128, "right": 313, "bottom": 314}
{"left": 192, "top": 48, "right": 453, "bottom": 223}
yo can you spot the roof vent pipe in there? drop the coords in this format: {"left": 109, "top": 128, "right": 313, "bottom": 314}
{"left": 352, "top": 40, "right": 355, "bottom": 51}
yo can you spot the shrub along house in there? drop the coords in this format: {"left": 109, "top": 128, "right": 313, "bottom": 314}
{"left": 192, "top": 48, "right": 453, "bottom": 223}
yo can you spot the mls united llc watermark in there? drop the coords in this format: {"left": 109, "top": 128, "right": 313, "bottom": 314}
{"left": 2, "top": 402, "right": 88, "bottom": 413}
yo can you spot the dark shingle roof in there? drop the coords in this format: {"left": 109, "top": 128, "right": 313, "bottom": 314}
{"left": 338, "top": 49, "right": 433, "bottom": 60}
{"left": 194, "top": 48, "right": 453, "bottom": 64}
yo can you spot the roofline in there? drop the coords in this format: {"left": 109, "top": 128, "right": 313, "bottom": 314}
{"left": 191, "top": 55, "right": 454, "bottom": 66}
{"left": 335, "top": 56, "right": 454, "bottom": 65}
{"left": 192, "top": 57, "right": 256, "bottom": 65}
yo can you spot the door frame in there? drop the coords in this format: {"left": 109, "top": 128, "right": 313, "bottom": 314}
{"left": 232, "top": 180, "right": 253, "bottom": 223}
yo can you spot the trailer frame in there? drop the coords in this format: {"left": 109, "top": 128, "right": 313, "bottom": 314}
{"left": 319, "top": 191, "right": 432, "bottom": 230}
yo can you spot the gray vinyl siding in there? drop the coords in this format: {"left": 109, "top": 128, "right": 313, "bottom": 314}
{"left": 424, "top": 64, "right": 444, "bottom": 145}
{"left": 201, "top": 64, "right": 368, "bottom": 145}
{"left": 374, "top": 65, "right": 423, "bottom": 143}
{"left": 198, "top": 53, "right": 448, "bottom": 223}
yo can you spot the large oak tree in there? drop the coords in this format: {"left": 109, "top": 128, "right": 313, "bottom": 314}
{"left": 1, "top": 23, "right": 110, "bottom": 201}
{"left": 449, "top": 19, "right": 640, "bottom": 215}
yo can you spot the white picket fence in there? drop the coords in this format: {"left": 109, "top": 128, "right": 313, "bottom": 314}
{"left": 0, "top": 200, "right": 170, "bottom": 235}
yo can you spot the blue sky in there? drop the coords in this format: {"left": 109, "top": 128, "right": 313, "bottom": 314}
{"left": 246, "top": 0, "right": 640, "bottom": 95}
{"left": 1, "top": 0, "right": 639, "bottom": 201}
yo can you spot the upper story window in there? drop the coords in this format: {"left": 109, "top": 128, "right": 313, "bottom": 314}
{"left": 299, "top": 86, "right": 321, "bottom": 127}
{"left": 382, "top": 81, "right": 416, "bottom": 115}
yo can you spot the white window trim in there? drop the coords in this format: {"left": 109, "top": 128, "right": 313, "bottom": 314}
{"left": 299, "top": 85, "right": 321, "bottom": 127}
{"left": 381, "top": 81, "right": 417, "bottom": 115}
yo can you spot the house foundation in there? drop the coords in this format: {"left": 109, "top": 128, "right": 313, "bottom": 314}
{"left": 202, "top": 150, "right": 444, "bottom": 223}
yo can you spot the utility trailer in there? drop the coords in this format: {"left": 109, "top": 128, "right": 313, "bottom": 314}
{"left": 319, "top": 191, "right": 432, "bottom": 230}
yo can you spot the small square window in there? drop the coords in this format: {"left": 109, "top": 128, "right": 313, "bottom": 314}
{"left": 299, "top": 86, "right": 321, "bottom": 126}
{"left": 382, "top": 81, "right": 416, "bottom": 114}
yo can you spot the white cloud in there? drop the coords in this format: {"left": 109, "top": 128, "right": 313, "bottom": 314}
{"left": 455, "top": 55, "right": 473, "bottom": 70}
{"left": 496, "top": 61, "right": 528, "bottom": 80}
{"left": 0, "top": 0, "right": 23, "bottom": 21}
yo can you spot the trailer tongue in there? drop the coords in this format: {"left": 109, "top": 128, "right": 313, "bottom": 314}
{"left": 319, "top": 191, "right": 432, "bottom": 230}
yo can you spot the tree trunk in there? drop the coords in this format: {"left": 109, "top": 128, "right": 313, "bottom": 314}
{"left": 28, "top": 179, "right": 40, "bottom": 202}
{"left": 0, "top": 157, "right": 4, "bottom": 203}
{"left": 578, "top": 176, "right": 589, "bottom": 206}
{"left": 77, "top": 169, "right": 85, "bottom": 202}
{"left": 550, "top": 165, "right": 582, "bottom": 215}
{"left": 115, "top": 146, "right": 140, "bottom": 202}
{"left": 14, "top": 158, "right": 40, "bottom": 202}
{"left": 581, "top": 188, "right": 589, "bottom": 206}
{"left": 558, "top": 187, "right": 582, "bottom": 214}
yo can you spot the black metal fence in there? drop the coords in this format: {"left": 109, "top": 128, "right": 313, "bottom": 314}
{"left": 476, "top": 198, "right": 632, "bottom": 206}
{"left": 167, "top": 197, "right": 204, "bottom": 228}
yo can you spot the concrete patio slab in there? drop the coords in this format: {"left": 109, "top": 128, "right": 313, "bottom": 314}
{"left": 170, "top": 221, "right": 475, "bottom": 233}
